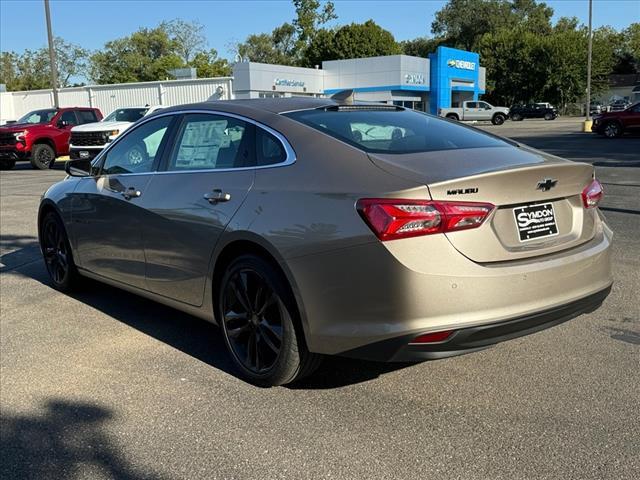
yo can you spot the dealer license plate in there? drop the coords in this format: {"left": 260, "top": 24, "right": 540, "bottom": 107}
{"left": 513, "top": 202, "right": 559, "bottom": 242}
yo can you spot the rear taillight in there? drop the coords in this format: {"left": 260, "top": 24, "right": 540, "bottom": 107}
{"left": 582, "top": 179, "right": 603, "bottom": 209}
{"left": 356, "top": 199, "right": 494, "bottom": 241}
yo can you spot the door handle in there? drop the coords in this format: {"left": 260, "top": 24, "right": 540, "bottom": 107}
{"left": 204, "top": 189, "right": 231, "bottom": 204}
{"left": 121, "top": 187, "right": 141, "bottom": 200}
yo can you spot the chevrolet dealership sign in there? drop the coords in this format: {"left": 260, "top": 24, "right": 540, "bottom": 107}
{"left": 447, "top": 59, "right": 476, "bottom": 71}
{"left": 274, "top": 78, "right": 305, "bottom": 87}
{"left": 404, "top": 73, "right": 425, "bottom": 85}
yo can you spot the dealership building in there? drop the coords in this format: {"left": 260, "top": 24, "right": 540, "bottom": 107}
{"left": 1, "top": 46, "right": 486, "bottom": 124}
{"left": 233, "top": 46, "right": 486, "bottom": 114}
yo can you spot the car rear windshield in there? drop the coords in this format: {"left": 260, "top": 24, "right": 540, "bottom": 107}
{"left": 284, "top": 107, "right": 510, "bottom": 154}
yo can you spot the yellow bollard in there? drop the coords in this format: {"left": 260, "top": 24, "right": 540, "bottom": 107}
{"left": 583, "top": 120, "right": 593, "bottom": 132}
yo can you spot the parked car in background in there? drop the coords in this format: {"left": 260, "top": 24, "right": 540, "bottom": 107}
{"left": 592, "top": 102, "right": 640, "bottom": 138}
{"left": 439, "top": 101, "right": 510, "bottom": 125}
{"left": 608, "top": 99, "right": 631, "bottom": 112}
{"left": 0, "top": 107, "right": 102, "bottom": 170}
{"left": 589, "top": 101, "right": 603, "bottom": 116}
{"left": 39, "top": 98, "right": 612, "bottom": 386}
{"left": 69, "top": 105, "right": 163, "bottom": 160}
{"left": 509, "top": 104, "right": 558, "bottom": 121}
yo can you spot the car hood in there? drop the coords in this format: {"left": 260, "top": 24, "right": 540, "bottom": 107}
{"left": 0, "top": 122, "right": 47, "bottom": 132}
{"left": 71, "top": 121, "right": 133, "bottom": 132}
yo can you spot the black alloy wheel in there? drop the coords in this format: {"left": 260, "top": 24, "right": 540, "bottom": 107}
{"left": 223, "top": 268, "right": 283, "bottom": 374}
{"left": 41, "top": 212, "right": 78, "bottom": 290}
{"left": 218, "top": 255, "right": 321, "bottom": 386}
{"left": 492, "top": 113, "right": 506, "bottom": 125}
{"left": 544, "top": 112, "right": 555, "bottom": 120}
{"left": 603, "top": 121, "right": 622, "bottom": 138}
{"left": 30, "top": 144, "right": 56, "bottom": 170}
{"left": 511, "top": 113, "right": 523, "bottom": 121}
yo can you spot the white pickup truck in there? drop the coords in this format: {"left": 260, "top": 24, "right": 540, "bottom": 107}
{"left": 439, "top": 101, "right": 510, "bottom": 125}
{"left": 69, "top": 105, "right": 163, "bottom": 160}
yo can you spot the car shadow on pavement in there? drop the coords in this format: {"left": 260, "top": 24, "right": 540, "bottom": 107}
{"left": 0, "top": 399, "right": 164, "bottom": 480}
{"left": 12, "top": 259, "right": 413, "bottom": 389}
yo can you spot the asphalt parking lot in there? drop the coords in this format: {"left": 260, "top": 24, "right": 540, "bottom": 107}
{"left": 1, "top": 118, "right": 638, "bottom": 480}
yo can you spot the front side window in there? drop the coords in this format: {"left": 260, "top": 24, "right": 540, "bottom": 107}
{"left": 284, "top": 108, "right": 509, "bottom": 154}
{"left": 17, "top": 109, "right": 57, "bottom": 124}
{"left": 478, "top": 102, "right": 491, "bottom": 109}
{"left": 101, "top": 116, "right": 172, "bottom": 175}
{"left": 167, "top": 114, "right": 254, "bottom": 171}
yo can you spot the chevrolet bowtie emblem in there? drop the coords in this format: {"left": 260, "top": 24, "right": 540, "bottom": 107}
{"left": 537, "top": 178, "right": 558, "bottom": 191}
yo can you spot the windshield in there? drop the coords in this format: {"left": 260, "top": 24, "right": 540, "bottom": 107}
{"left": 102, "top": 108, "right": 148, "bottom": 123}
{"left": 17, "top": 109, "right": 57, "bottom": 124}
{"left": 284, "top": 107, "right": 510, "bottom": 154}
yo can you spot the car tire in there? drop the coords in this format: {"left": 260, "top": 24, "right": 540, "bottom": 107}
{"left": 445, "top": 113, "right": 459, "bottom": 121}
{"left": 510, "top": 113, "right": 523, "bottom": 121}
{"left": 217, "top": 254, "right": 322, "bottom": 387}
{"left": 40, "top": 211, "right": 80, "bottom": 292}
{"left": 0, "top": 159, "right": 16, "bottom": 170}
{"left": 492, "top": 113, "right": 507, "bottom": 125}
{"left": 544, "top": 113, "right": 555, "bottom": 120}
{"left": 603, "top": 121, "right": 623, "bottom": 138}
{"left": 30, "top": 143, "right": 56, "bottom": 170}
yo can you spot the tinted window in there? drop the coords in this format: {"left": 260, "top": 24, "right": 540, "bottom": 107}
{"left": 60, "top": 111, "right": 78, "bottom": 126}
{"left": 76, "top": 110, "right": 98, "bottom": 124}
{"left": 466, "top": 102, "right": 478, "bottom": 108}
{"left": 284, "top": 108, "right": 509, "bottom": 154}
{"left": 101, "top": 116, "right": 172, "bottom": 175}
{"left": 17, "top": 109, "right": 57, "bottom": 124}
{"left": 478, "top": 102, "right": 490, "bottom": 109}
{"left": 256, "top": 128, "right": 286, "bottom": 166}
{"left": 103, "top": 108, "right": 148, "bottom": 123}
{"left": 167, "top": 114, "right": 254, "bottom": 171}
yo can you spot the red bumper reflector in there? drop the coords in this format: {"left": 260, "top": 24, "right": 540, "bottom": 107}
{"left": 410, "top": 330, "right": 454, "bottom": 344}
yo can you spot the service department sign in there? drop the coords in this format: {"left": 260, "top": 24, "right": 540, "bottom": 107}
{"left": 274, "top": 78, "right": 305, "bottom": 88}
{"left": 447, "top": 59, "right": 476, "bottom": 71}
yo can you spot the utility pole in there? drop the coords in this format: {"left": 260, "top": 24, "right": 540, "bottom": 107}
{"left": 44, "top": 0, "right": 59, "bottom": 108}
{"left": 585, "top": 0, "right": 593, "bottom": 121}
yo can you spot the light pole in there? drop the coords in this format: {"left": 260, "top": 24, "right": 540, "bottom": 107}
{"left": 585, "top": 0, "right": 593, "bottom": 121}
{"left": 44, "top": 0, "right": 59, "bottom": 108}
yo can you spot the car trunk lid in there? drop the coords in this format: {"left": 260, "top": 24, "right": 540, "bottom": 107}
{"left": 368, "top": 146, "right": 597, "bottom": 262}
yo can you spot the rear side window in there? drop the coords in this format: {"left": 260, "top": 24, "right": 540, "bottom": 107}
{"left": 76, "top": 110, "right": 98, "bottom": 124}
{"left": 167, "top": 113, "right": 254, "bottom": 171}
{"left": 60, "top": 110, "right": 78, "bottom": 126}
{"left": 284, "top": 108, "right": 509, "bottom": 154}
{"left": 256, "top": 128, "right": 286, "bottom": 166}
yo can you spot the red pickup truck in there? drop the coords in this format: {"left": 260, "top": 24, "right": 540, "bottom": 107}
{"left": 591, "top": 102, "right": 640, "bottom": 138}
{"left": 0, "top": 107, "right": 102, "bottom": 170}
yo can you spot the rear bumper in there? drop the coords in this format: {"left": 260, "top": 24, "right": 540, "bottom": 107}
{"left": 288, "top": 215, "right": 613, "bottom": 358}
{"left": 342, "top": 285, "right": 611, "bottom": 362}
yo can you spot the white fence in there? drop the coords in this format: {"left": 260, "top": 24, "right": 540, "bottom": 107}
{"left": 0, "top": 77, "right": 234, "bottom": 124}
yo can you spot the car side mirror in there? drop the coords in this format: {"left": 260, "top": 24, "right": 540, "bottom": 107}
{"left": 58, "top": 120, "right": 69, "bottom": 128}
{"left": 65, "top": 159, "right": 92, "bottom": 177}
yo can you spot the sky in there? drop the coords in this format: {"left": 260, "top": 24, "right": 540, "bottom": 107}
{"left": 1, "top": 0, "right": 639, "bottom": 60}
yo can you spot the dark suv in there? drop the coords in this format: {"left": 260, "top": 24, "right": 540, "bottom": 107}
{"left": 509, "top": 104, "right": 558, "bottom": 121}
{"left": 0, "top": 107, "right": 102, "bottom": 170}
{"left": 592, "top": 102, "right": 640, "bottom": 138}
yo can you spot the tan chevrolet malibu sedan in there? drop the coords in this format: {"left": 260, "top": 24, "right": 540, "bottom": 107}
{"left": 38, "top": 97, "right": 613, "bottom": 386}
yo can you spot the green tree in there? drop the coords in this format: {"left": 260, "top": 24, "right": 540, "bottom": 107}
{"left": 161, "top": 19, "right": 207, "bottom": 63}
{"left": 432, "top": 0, "right": 553, "bottom": 51}
{"left": 53, "top": 37, "right": 89, "bottom": 87}
{"left": 90, "top": 26, "right": 183, "bottom": 84}
{"left": 189, "top": 48, "right": 232, "bottom": 77}
{"left": 292, "top": 0, "right": 337, "bottom": 44}
{"left": 303, "top": 20, "right": 402, "bottom": 67}
{"left": 400, "top": 37, "right": 443, "bottom": 57}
